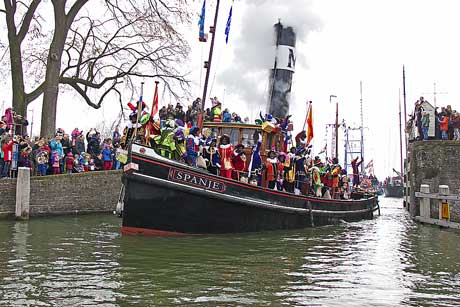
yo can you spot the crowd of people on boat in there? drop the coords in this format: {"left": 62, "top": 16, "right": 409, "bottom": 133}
{"left": 119, "top": 98, "right": 376, "bottom": 200}
{"left": 0, "top": 108, "right": 123, "bottom": 178}
{"left": 158, "top": 97, "right": 247, "bottom": 127}
{"left": 407, "top": 96, "right": 460, "bottom": 141}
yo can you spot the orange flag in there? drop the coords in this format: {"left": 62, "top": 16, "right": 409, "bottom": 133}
{"left": 150, "top": 81, "right": 159, "bottom": 117}
{"left": 306, "top": 102, "right": 313, "bottom": 145}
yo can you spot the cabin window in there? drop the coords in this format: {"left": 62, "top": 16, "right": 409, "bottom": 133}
{"left": 207, "top": 127, "right": 219, "bottom": 139}
{"left": 222, "top": 128, "right": 240, "bottom": 145}
{"left": 241, "top": 129, "right": 257, "bottom": 148}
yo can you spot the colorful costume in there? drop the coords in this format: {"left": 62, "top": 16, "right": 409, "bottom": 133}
{"left": 351, "top": 157, "right": 363, "bottom": 187}
{"left": 218, "top": 135, "right": 233, "bottom": 179}
{"left": 232, "top": 144, "right": 246, "bottom": 180}
{"left": 265, "top": 152, "right": 278, "bottom": 190}
{"left": 202, "top": 139, "right": 221, "bottom": 176}
{"left": 185, "top": 126, "right": 201, "bottom": 167}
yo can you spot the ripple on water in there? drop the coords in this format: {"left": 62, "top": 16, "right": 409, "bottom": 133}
{"left": 0, "top": 201, "right": 460, "bottom": 306}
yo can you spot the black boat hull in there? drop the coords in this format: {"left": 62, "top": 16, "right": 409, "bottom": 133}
{"left": 121, "top": 144, "right": 380, "bottom": 235}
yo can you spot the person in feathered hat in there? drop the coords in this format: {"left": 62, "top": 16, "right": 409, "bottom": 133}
{"left": 330, "top": 157, "right": 342, "bottom": 199}
{"left": 282, "top": 147, "right": 297, "bottom": 193}
{"left": 295, "top": 130, "right": 307, "bottom": 149}
{"left": 218, "top": 134, "right": 233, "bottom": 179}
{"left": 351, "top": 156, "right": 363, "bottom": 187}
{"left": 120, "top": 112, "right": 145, "bottom": 149}
{"left": 309, "top": 156, "right": 323, "bottom": 197}
{"left": 276, "top": 152, "right": 287, "bottom": 191}
{"left": 247, "top": 132, "right": 262, "bottom": 186}
{"left": 294, "top": 146, "right": 308, "bottom": 195}
{"left": 185, "top": 126, "right": 201, "bottom": 167}
{"left": 232, "top": 143, "right": 246, "bottom": 180}
{"left": 202, "top": 138, "right": 221, "bottom": 175}
{"left": 265, "top": 149, "right": 278, "bottom": 190}
{"left": 172, "top": 129, "right": 186, "bottom": 161}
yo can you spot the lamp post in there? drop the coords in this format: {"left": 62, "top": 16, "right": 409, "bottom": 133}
{"left": 28, "top": 109, "right": 34, "bottom": 138}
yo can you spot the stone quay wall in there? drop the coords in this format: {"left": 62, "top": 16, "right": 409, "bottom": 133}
{"left": 407, "top": 141, "right": 460, "bottom": 222}
{"left": 0, "top": 170, "right": 123, "bottom": 219}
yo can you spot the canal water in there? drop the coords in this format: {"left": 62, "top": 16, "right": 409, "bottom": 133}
{"left": 0, "top": 198, "right": 459, "bottom": 307}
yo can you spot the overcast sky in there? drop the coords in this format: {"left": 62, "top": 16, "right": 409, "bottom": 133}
{"left": 3, "top": 0, "right": 460, "bottom": 179}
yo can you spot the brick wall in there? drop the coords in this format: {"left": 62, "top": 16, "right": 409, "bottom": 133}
{"left": 408, "top": 141, "right": 460, "bottom": 222}
{"left": 0, "top": 170, "right": 122, "bottom": 218}
{"left": 0, "top": 178, "right": 17, "bottom": 217}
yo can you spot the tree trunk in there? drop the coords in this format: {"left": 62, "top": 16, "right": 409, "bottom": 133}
{"left": 40, "top": 2, "right": 68, "bottom": 138}
{"left": 4, "top": 0, "right": 27, "bottom": 117}
{"left": 8, "top": 35, "right": 27, "bottom": 117}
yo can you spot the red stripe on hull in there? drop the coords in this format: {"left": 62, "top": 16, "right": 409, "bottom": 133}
{"left": 122, "top": 226, "right": 188, "bottom": 236}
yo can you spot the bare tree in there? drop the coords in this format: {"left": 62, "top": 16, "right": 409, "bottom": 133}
{"left": 1, "top": 0, "right": 191, "bottom": 137}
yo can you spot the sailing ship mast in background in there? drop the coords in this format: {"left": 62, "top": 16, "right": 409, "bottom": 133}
{"left": 399, "top": 89, "right": 403, "bottom": 178}
{"left": 343, "top": 82, "right": 365, "bottom": 175}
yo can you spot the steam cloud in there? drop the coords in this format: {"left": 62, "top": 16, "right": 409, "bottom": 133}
{"left": 218, "top": 0, "right": 322, "bottom": 113}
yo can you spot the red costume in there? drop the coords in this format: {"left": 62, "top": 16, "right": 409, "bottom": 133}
{"left": 232, "top": 145, "right": 246, "bottom": 180}
{"left": 218, "top": 144, "right": 234, "bottom": 179}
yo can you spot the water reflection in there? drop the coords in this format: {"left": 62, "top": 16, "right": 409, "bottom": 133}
{"left": 0, "top": 198, "right": 459, "bottom": 306}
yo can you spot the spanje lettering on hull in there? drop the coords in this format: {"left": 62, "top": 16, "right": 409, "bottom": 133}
{"left": 169, "top": 169, "right": 226, "bottom": 192}
{"left": 120, "top": 143, "right": 380, "bottom": 236}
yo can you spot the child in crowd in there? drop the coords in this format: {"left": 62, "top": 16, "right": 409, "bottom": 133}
{"left": 65, "top": 152, "right": 74, "bottom": 174}
{"left": 51, "top": 151, "right": 60, "bottom": 175}
{"left": 73, "top": 154, "right": 85, "bottom": 173}
{"left": 102, "top": 138, "right": 113, "bottom": 170}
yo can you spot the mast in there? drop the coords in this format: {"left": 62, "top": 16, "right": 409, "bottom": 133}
{"left": 399, "top": 89, "right": 403, "bottom": 177}
{"left": 402, "top": 66, "right": 407, "bottom": 152}
{"left": 198, "top": 0, "right": 221, "bottom": 129}
{"left": 360, "top": 81, "right": 364, "bottom": 173}
{"left": 335, "top": 100, "right": 339, "bottom": 159}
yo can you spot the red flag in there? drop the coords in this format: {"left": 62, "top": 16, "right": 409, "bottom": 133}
{"left": 306, "top": 102, "right": 313, "bottom": 145}
{"left": 150, "top": 81, "right": 159, "bottom": 117}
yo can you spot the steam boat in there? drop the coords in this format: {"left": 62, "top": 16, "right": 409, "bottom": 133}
{"left": 120, "top": 122, "right": 380, "bottom": 235}
{"left": 383, "top": 176, "right": 404, "bottom": 198}
{"left": 118, "top": 5, "right": 379, "bottom": 235}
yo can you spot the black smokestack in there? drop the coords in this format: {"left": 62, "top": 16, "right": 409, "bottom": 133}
{"left": 268, "top": 22, "right": 296, "bottom": 119}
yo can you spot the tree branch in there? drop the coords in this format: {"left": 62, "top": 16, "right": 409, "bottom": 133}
{"left": 25, "top": 81, "right": 46, "bottom": 104}
{"left": 17, "top": 0, "right": 41, "bottom": 42}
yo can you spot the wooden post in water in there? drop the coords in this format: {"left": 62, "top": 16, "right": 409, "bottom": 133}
{"left": 419, "top": 184, "right": 430, "bottom": 219}
{"left": 15, "top": 167, "right": 30, "bottom": 220}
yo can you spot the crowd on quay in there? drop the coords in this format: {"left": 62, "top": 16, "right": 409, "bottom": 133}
{"left": 0, "top": 108, "right": 123, "bottom": 179}
{"left": 407, "top": 96, "right": 460, "bottom": 141}
{"left": 123, "top": 97, "right": 374, "bottom": 200}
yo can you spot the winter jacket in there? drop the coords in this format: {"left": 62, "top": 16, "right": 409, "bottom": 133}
{"left": 440, "top": 116, "right": 449, "bottom": 131}
{"left": 2, "top": 141, "right": 14, "bottom": 162}
{"left": 102, "top": 147, "right": 112, "bottom": 162}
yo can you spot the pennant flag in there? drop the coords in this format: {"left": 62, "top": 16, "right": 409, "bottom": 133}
{"left": 365, "top": 159, "right": 374, "bottom": 169}
{"left": 224, "top": 4, "right": 233, "bottom": 44}
{"left": 151, "top": 81, "right": 159, "bottom": 117}
{"left": 198, "top": 0, "right": 206, "bottom": 41}
{"left": 306, "top": 102, "right": 313, "bottom": 146}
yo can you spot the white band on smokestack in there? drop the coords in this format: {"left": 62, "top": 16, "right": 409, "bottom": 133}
{"left": 277, "top": 45, "right": 296, "bottom": 73}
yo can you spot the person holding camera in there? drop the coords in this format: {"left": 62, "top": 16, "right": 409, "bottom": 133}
{"left": 49, "top": 135, "right": 64, "bottom": 174}
{"left": 1, "top": 135, "right": 14, "bottom": 178}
